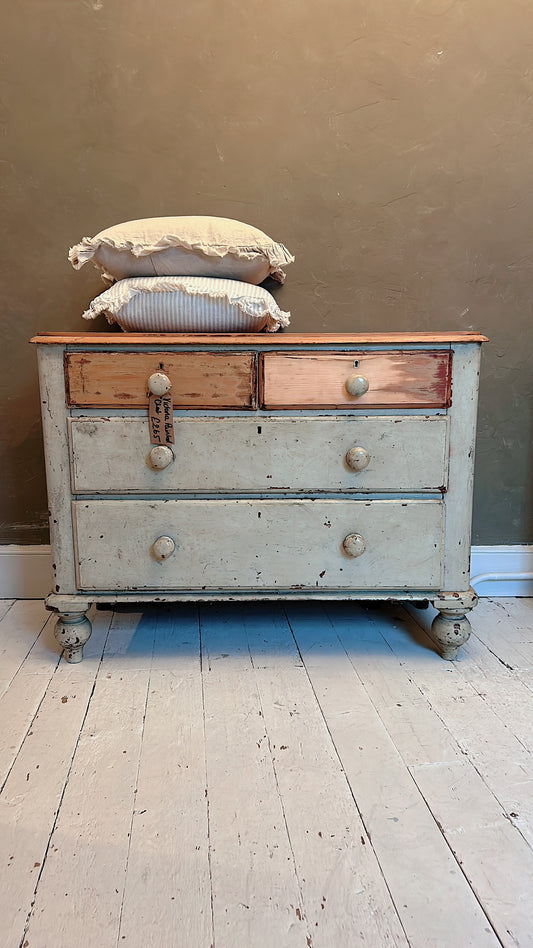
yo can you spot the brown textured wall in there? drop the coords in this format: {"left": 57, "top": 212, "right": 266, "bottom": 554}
{"left": 1, "top": 0, "right": 532, "bottom": 544}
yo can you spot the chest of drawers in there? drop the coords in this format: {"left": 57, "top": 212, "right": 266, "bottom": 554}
{"left": 32, "top": 331, "right": 486, "bottom": 663}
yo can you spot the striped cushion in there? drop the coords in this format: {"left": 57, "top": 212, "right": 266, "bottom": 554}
{"left": 69, "top": 216, "right": 294, "bottom": 285}
{"left": 82, "top": 276, "right": 291, "bottom": 333}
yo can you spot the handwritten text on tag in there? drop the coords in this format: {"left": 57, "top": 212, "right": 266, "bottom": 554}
{"left": 148, "top": 393, "right": 175, "bottom": 445}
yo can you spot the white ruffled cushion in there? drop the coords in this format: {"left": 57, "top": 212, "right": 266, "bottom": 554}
{"left": 69, "top": 216, "right": 294, "bottom": 285}
{"left": 81, "top": 276, "right": 291, "bottom": 333}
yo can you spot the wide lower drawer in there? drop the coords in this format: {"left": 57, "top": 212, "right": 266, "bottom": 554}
{"left": 69, "top": 416, "right": 449, "bottom": 493}
{"left": 65, "top": 351, "right": 256, "bottom": 408}
{"left": 72, "top": 499, "right": 444, "bottom": 591}
{"left": 260, "top": 350, "right": 451, "bottom": 409}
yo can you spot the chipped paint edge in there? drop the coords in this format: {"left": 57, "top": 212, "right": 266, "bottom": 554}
{"left": 1, "top": 545, "right": 532, "bottom": 599}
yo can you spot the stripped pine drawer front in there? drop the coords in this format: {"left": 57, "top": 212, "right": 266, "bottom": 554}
{"left": 69, "top": 415, "right": 449, "bottom": 493}
{"left": 260, "top": 351, "right": 452, "bottom": 409}
{"left": 72, "top": 499, "right": 445, "bottom": 591}
{"left": 65, "top": 351, "right": 256, "bottom": 408}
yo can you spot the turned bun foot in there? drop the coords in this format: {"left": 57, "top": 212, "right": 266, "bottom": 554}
{"left": 430, "top": 608, "right": 472, "bottom": 661}
{"left": 54, "top": 612, "right": 92, "bottom": 663}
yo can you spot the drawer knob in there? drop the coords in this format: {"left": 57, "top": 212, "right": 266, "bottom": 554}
{"left": 345, "top": 374, "right": 369, "bottom": 398}
{"left": 343, "top": 533, "right": 366, "bottom": 558}
{"left": 148, "top": 445, "right": 174, "bottom": 470}
{"left": 345, "top": 446, "right": 370, "bottom": 472}
{"left": 148, "top": 372, "right": 172, "bottom": 396}
{"left": 151, "top": 535, "right": 176, "bottom": 561}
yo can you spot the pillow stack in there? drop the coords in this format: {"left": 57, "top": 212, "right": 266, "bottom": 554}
{"left": 69, "top": 216, "right": 294, "bottom": 333}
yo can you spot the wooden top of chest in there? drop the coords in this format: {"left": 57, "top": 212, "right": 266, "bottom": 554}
{"left": 30, "top": 331, "right": 488, "bottom": 346}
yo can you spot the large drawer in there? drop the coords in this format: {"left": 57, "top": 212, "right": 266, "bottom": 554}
{"left": 72, "top": 499, "right": 444, "bottom": 591}
{"left": 65, "top": 351, "right": 256, "bottom": 408}
{"left": 260, "top": 350, "right": 451, "bottom": 409}
{"left": 69, "top": 416, "right": 449, "bottom": 493}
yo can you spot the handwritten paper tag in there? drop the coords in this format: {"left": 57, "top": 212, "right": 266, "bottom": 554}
{"left": 148, "top": 393, "right": 175, "bottom": 445}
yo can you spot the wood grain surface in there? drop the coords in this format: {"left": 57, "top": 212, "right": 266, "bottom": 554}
{"left": 65, "top": 350, "right": 256, "bottom": 408}
{"left": 260, "top": 350, "right": 452, "bottom": 409}
{"left": 31, "top": 331, "right": 489, "bottom": 345}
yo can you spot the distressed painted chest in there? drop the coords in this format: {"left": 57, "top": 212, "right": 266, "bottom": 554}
{"left": 31, "top": 331, "right": 486, "bottom": 662}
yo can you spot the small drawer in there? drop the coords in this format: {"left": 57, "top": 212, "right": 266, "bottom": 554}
{"left": 72, "top": 498, "right": 444, "bottom": 591}
{"left": 69, "top": 415, "right": 449, "bottom": 494}
{"left": 260, "top": 350, "right": 451, "bottom": 409}
{"left": 65, "top": 351, "right": 256, "bottom": 409}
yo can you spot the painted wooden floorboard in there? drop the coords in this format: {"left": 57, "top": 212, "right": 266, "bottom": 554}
{"left": 367, "top": 600, "right": 532, "bottom": 765}
{"left": 244, "top": 604, "right": 408, "bottom": 946}
{"left": 318, "top": 604, "right": 464, "bottom": 769}
{"left": 0, "top": 615, "right": 61, "bottom": 790}
{"left": 287, "top": 602, "right": 501, "bottom": 948}
{"left": 0, "top": 599, "right": 15, "bottom": 623}
{"left": 411, "top": 759, "right": 533, "bottom": 948}
{"left": 117, "top": 606, "right": 213, "bottom": 948}
{"left": 21, "top": 608, "right": 147, "bottom": 948}
{"left": 0, "top": 599, "right": 50, "bottom": 696}
{"left": 0, "top": 608, "right": 112, "bottom": 948}
{"left": 199, "top": 603, "right": 309, "bottom": 948}
{"left": 398, "top": 600, "right": 533, "bottom": 854}
{"left": 337, "top": 600, "right": 533, "bottom": 946}
{"left": 464, "top": 597, "right": 533, "bottom": 672}
{"left": 371, "top": 603, "right": 533, "bottom": 924}
{"left": 0, "top": 597, "right": 531, "bottom": 948}
{"left": 405, "top": 600, "right": 533, "bottom": 736}
{"left": 492, "top": 597, "right": 533, "bottom": 640}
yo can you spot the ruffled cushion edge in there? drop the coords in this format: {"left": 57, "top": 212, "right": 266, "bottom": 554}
{"left": 69, "top": 234, "right": 294, "bottom": 284}
{"left": 81, "top": 279, "right": 291, "bottom": 333}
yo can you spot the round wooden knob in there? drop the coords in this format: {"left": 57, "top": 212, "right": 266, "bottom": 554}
{"left": 345, "top": 374, "right": 369, "bottom": 397}
{"left": 148, "top": 372, "right": 172, "bottom": 396}
{"left": 148, "top": 445, "right": 174, "bottom": 470}
{"left": 151, "top": 536, "right": 176, "bottom": 561}
{"left": 345, "top": 446, "right": 370, "bottom": 471}
{"left": 342, "top": 533, "right": 366, "bottom": 558}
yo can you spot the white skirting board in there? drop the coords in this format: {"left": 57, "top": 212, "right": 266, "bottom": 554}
{"left": 470, "top": 545, "right": 533, "bottom": 597}
{"left": 0, "top": 545, "right": 54, "bottom": 599}
{"left": 0, "top": 544, "right": 532, "bottom": 600}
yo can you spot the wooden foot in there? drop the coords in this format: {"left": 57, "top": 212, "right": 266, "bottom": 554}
{"left": 430, "top": 609, "right": 472, "bottom": 660}
{"left": 54, "top": 611, "right": 92, "bottom": 663}
{"left": 430, "top": 590, "right": 478, "bottom": 660}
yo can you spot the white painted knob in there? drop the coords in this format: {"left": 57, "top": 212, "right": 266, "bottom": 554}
{"left": 345, "top": 446, "right": 371, "bottom": 472}
{"left": 149, "top": 445, "right": 174, "bottom": 470}
{"left": 345, "top": 374, "right": 369, "bottom": 397}
{"left": 342, "top": 533, "right": 366, "bottom": 557}
{"left": 151, "top": 536, "right": 176, "bottom": 561}
{"left": 148, "top": 372, "right": 172, "bottom": 396}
